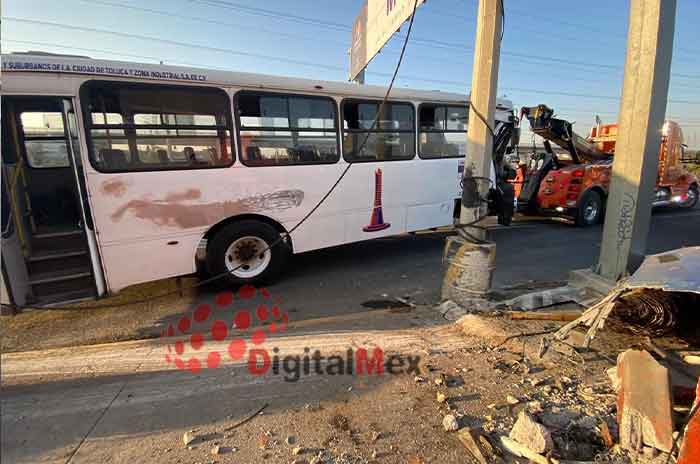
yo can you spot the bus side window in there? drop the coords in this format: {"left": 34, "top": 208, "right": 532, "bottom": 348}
{"left": 235, "top": 91, "right": 340, "bottom": 167}
{"left": 341, "top": 100, "right": 415, "bottom": 162}
{"left": 418, "top": 104, "right": 468, "bottom": 159}
{"left": 80, "top": 81, "right": 234, "bottom": 172}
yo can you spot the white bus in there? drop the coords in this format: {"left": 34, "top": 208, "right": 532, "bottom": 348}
{"left": 1, "top": 53, "right": 514, "bottom": 306}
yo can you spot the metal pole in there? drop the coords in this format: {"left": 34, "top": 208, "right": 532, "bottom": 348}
{"left": 459, "top": 0, "right": 502, "bottom": 240}
{"left": 596, "top": 0, "right": 676, "bottom": 280}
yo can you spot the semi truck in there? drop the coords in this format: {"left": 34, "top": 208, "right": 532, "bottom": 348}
{"left": 516, "top": 105, "right": 698, "bottom": 226}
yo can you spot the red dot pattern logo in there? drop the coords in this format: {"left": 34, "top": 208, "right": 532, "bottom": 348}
{"left": 161, "top": 285, "right": 288, "bottom": 374}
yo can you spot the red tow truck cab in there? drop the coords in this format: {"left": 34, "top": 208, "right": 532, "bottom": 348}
{"left": 518, "top": 105, "right": 699, "bottom": 226}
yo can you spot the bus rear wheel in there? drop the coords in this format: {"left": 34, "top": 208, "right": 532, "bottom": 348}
{"left": 207, "top": 220, "right": 289, "bottom": 286}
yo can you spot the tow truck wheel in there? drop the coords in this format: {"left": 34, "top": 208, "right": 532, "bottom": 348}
{"left": 683, "top": 185, "right": 699, "bottom": 209}
{"left": 575, "top": 190, "right": 603, "bottom": 227}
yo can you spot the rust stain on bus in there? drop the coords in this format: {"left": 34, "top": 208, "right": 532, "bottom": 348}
{"left": 164, "top": 189, "right": 201, "bottom": 202}
{"left": 101, "top": 178, "right": 129, "bottom": 197}
{"left": 110, "top": 189, "right": 304, "bottom": 228}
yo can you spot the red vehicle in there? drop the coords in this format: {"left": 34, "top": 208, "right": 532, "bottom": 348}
{"left": 516, "top": 105, "right": 698, "bottom": 226}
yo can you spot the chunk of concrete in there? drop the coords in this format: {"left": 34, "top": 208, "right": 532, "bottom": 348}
{"left": 509, "top": 411, "right": 553, "bottom": 454}
{"left": 443, "top": 414, "right": 460, "bottom": 432}
{"left": 617, "top": 349, "right": 674, "bottom": 453}
{"left": 456, "top": 428, "right": 489, "bottom": 464}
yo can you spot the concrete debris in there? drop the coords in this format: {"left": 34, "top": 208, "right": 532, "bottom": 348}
{"left": 182, "top": 431, "right": 197, "bottom": 446}
{"left": 616, "top": 350, "right": 674, "bottom": 453}
{"left": 211, "top": 445, "right": 230, "bottom": 455}
{"left": 509, "top": 410, "right": 553, "bottom": 454}
{"left": 527, "top": 401, "right": 544, "bottom": 414}
{"left": 642, "top": 446, "right": 658, "bottom": 460}
{"left": 537, "top": 410, "right": 578, "bottom": 430}
{"left": 443, "top": 414, "right": 460, "bottom": 432}
{"left": 552, "top": 247, "right": 700, "bottom": 348}
{"left": 436, "top": 392, "right": 447, "bottom": 403}
{"left": 502, "top": 285, "right": 587, "bottom": 311}
{"left": 439, "top": 300, "right": 470, "bottom": 321}
{"left": 456, "top": 428, "right": 490, "bottom": 464}
{"left": 506, "top": 395, "right": 520, "bottom": 405}
{"left": 499, "top": 435, "right": 550, "bottom": 464}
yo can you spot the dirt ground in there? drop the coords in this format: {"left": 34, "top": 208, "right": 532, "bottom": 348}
{"left": 0, "top": 277, "right": 199, "bottom": 353}
{"left": 3, "top": 277, "right": 698, "bottom": 464}
{"left": 110, "top": 314, "right": 688, "bottom": 464}
{"left": 8, "top": 303, "right": 691, "bottom": 464}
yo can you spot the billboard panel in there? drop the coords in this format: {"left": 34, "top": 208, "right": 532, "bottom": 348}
{"left": 349, "top": 0, "right": 424, "bottom": 81}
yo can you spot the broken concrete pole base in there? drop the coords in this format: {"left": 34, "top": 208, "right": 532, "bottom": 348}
{"left": 442, "top": 236, "right": 496, "bottom": 311}
{"left": 617, "top": 349, "right": 674, "bottom": 453}
{"left": 439, "top": 299, "right": 492, "bottom": 320}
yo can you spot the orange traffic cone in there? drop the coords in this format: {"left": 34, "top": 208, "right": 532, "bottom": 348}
{"left": 363, "top": 168, "right": 391, "bottom": 232}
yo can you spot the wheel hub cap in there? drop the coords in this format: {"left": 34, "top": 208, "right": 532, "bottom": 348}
{"left": 225, "top": 236, "right": 271, "bottom": 278}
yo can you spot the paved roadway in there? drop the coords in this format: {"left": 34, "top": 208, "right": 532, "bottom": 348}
{"left": 240, "top": 206, "right": 700, "bottom": 322}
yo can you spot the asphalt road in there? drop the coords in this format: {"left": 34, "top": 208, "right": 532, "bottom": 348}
{"left": 225, "top": 206, "right": 700, "bottom": 322}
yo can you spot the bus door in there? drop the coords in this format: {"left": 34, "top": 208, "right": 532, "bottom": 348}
{"left": 1, "top": 96, "right": 103, "bottom": 306}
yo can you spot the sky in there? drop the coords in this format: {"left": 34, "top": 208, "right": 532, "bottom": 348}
{"left": 3, "top": 0, "right": 700, "bottom": 148}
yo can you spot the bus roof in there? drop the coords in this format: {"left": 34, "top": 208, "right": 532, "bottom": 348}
{"left": 1, "top": 52, "right": 513, "bottom": 110}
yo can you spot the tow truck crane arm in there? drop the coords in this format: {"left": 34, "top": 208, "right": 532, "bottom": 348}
{"left": 520, "top": 104, "right": 613, "bottom": 163}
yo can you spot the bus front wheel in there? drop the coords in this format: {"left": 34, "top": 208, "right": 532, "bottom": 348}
{"left": 207, "top": 220, "right": 289, "bottom": 286}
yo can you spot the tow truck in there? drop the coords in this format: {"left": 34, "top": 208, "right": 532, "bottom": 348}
{"left": 516, "top": 105, "right": 699, "bottom": 226}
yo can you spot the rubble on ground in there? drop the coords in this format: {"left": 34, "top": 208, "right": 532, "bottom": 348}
{"left": 431, "top": 339, "right": 699, "bottom": 464}
{"left": 508, "top": 410, "right": 553, "bottom": 454}
{"left": 443, "top": 263, "right": 700, "bottom": 464}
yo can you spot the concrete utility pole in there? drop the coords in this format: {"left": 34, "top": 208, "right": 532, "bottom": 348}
{"left": 441, "top": 0, "right": 502, "bottom": 311}
{"left": 459, "top": 0, "right": 502, "bottom": 240}
{"left": 596, "top": 0, "right": 676, "bottom": 280}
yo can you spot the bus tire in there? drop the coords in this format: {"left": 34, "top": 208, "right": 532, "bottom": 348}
{"left": 575, "top": 190, "right": 603, "bottom": 227}
{"left": 207, "top": 220, "right": 289, "bottom": 286}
